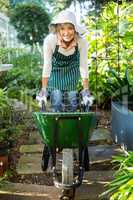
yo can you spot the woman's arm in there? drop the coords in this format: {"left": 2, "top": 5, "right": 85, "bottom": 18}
{"left": 42, "top": 34, "right": 55, "bottom": 88}
{"left": 79, "top": 37, "right": 89, "bottom": 89}
{"left": 82, "top": 78, "right": 89, "bottom": 89}
{"left": 42, "top": 77, "right": 49, "bottom": 88}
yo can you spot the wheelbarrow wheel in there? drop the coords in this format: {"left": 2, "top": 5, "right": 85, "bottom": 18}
{"left": 59, "top": 189, "right": 75, "bottom": 200}
{"left": 60, "top": 196, "right": 71, "bottom": 200}
{"left": 84, "top": 147, "right": 90, "bottom": 171}
{"left": 41, "top": 145, "right": 50, "bottom": 171}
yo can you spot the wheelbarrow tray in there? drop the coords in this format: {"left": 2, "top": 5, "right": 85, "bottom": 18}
{"left": 33, "top": 112, "right": 96, "bottom": 148}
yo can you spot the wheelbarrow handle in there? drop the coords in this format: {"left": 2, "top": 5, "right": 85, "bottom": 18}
{"left": 41, "top": 100, "right": 46, "bottom": 112}
{"left": 80, "top": 102, "right": 90, "bottom": 112}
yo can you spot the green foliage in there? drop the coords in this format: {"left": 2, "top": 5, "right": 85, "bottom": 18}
{"left": 0, "top": 88, "right": 11, "bottom": 117}
{"left": 0, "top": 47, "right": 41, "bottom": 112}
{"left": 0, "top": 126, "right": 20, "bottom": 144}
{"left": 100, "top": 152, "right": 133, "bottom": 200}
{"left": 0, "top": 88, "right": 17, "bottom": 144}
{"left": 9, "top": 0, "right": 47, "bottom": 9}
{"left": 104, "top": 68, "right": 133, "bottom": 109}
{"left": 4, "top": 51, "right": 42, "bottom": 98}
{"left": 0, "top": 48, "right": 28, "bottom": 89}
{"left": 10, "top": 0, "right": 41, "bottom": 5}
{"left": 0, "top": 173, "right": 8, "bottom": 187}
{"left": 0, "top": 88, "right": 33, "bottom": 144}
{"left": 9, "top": 3, "right": 51, "bottom": 46}
{"left": 85, "top": 1, "right": 133, "bottom": 107}
{"left": 0, "top": 48, "right": 25, "bottom": 64}
{"left": 9, "top": 0, "right": 27, "bottom": 7}
{"left": 47, "top": 0, "right": 132, "bottom": 15}
{"left": 0, "top": 0, "right": 10, "bottom": 14}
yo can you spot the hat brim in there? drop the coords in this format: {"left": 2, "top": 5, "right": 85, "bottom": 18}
{"left": 49, "top": 22, "right": 86, "bottom": 36}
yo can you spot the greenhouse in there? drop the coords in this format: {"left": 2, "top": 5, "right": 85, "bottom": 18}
{"left": 0, "top": 12, "right": 20, "bottom": 48}
{"left": 0, "top": 0, "right": 133, "bottom": 200}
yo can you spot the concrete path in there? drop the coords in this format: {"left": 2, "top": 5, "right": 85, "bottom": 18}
{"left": 0, "top": 127, "right": 123, "bottom": 200}
{"left": 0, "top": 182, "right": 60, "bottom": 200}
{"left": 0, "top": 170, "right": 114, "bottom": 200}
{"left": 16, "top": 144, "right": 121, "bottom": 174}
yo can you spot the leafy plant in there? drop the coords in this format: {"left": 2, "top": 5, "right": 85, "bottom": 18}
{"left": 0, "top": 88, "right": 11, "bottom": 144}
{"left": 0, "top": 88, "right": 21, "bottom": 145}
{"left": 1, "top": 48, "right": 41, "bottom": 112}
{"left": 0, "top": 126, "right": 20, "bottom": 144}
{"left": 100, "top": 151, "right": 133, "bottom": 200}
{"left": 3, "top": 51, "right": 42, "bottom": 97}
{"left": 9, "top": 0, "right": 46, "bottom": 8}
{"left": 0, "top": 173, "right": 8, "bottom": 187}
{"left": 0, "top": 88, "right": 11, "bottom": 118}
{"left": 85, "top": 1, "right": 133, "bottom": 107}
{"left": 104, "top": 67, "right": 133, "bottom": 110}
{"left": 0, "top": 48, "right": 23, "bottom": 64}
{"left": 0, "top": 0, "right": 10, "bottom": 14}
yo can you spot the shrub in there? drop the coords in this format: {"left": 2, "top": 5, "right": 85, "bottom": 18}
{"left": 100, "top": 152, "right": 133, "bottom": 200}
{"left": 85, "top": 1, "right": 133, "bottom": 107}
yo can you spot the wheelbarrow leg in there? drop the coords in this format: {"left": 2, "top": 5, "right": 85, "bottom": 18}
{"left": 84, "top": 147, "right": 90, "bottom": 171}
{"left": 41, "top": 146, "right": 57, "bottom": 171}
{"left": 79, "top": 147, "right": 90, "bottom": 172}
{"left": 41, "top": 145, "right": 50, "bottom": 171}
{"left": 50, "top": 147, "right": 56, "bottom": 168}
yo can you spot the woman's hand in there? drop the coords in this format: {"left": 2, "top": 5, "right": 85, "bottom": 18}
{"left": 80, "top": 89, "right": 94, "bottom": 106}
{"left": 36, "top": 88, "right": 48, "bottom": 107}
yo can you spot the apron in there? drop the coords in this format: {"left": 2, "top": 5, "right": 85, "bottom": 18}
{"left": 47, "top": 45, "right": 80, "bottom": 92}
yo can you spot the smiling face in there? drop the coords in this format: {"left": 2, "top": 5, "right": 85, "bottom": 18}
{"left": 57, "top": 23, "right": 75, "bottom": 43}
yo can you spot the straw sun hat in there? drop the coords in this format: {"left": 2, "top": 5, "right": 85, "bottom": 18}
{"left": 49, "top": 10, "right": 86, "bottom": 35}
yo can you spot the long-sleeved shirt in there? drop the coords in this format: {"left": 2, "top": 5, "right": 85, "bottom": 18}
{"left": 42, "top": 33, "right": 89, "bottom": 79}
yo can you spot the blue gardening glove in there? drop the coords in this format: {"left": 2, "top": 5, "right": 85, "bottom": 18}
{"left": 80, "top": 89, "right": 94, "bottom": 106}
{"left": 36, "top": 88, "right": 48, "bottom": 108}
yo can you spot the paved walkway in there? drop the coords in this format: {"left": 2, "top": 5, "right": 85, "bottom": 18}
{"left": 0, "top": 120, "right": 123, "bottom": 199}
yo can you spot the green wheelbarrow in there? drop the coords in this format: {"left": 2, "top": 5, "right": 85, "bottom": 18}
{"left": 33, "top": 111, "right": 96, "bottom": 200}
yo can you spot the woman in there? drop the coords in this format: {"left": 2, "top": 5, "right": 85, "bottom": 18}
{"left": 40, "top": 10, "right": 91, "bottom": 171}
{"left": 40, "top": 9, "right": 91, "bottom": 112}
